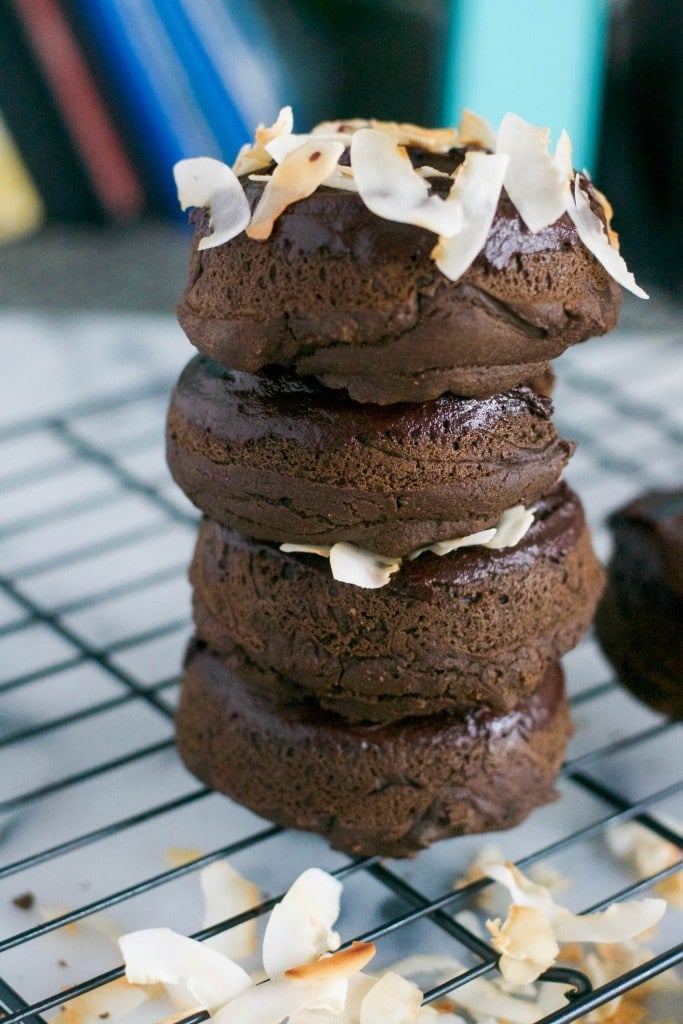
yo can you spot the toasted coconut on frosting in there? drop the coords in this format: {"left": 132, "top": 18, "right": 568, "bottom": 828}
{"left": 246, "top": 139, "right": 345, "bottom": 240}
{"left": 173, "top": 157, "right": 250, "bottom": 250}
{"left": 496, "top": 113, "right": 571, "bottom": 232}
{"left": 232, "top": 105, "right": 293, "bottom": 176}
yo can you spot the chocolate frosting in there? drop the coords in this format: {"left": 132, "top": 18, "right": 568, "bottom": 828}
{"left": 176, "top": 649, "right": 571, "bottom": 857}
{"left": 177, "top": 151, "right": 621, "bottom": 403}
{"left": 189, "top": 482, "right": 605, "bottom": 722}
{"left": 167, "top": 355, "right": 574, "bottom": 556}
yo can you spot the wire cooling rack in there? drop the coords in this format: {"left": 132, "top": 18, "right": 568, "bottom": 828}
{"left": 0, "top": 316, "right": 681, "bottom": 1024}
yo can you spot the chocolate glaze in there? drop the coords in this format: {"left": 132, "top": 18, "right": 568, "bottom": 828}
{"left": 596, "top": 488, "right": 683, "bottom": 718}
{"left": 190, "top": 482, "right": 605, "bottom": 722}
{"left": 176, "top": 649, "right": 571, "bottom": 857}
{"left": 166, "top": 355, "right": 574, "bottom": 555}
{"left": 177, "top": 149, "right": 621, "bottom": 403}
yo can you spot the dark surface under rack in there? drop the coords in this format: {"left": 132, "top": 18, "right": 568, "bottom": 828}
{"left": 0, "top": 318, "right": 681, "bottom": 1024}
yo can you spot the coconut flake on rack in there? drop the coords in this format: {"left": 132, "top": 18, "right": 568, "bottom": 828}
{"left": 262, "top": 867, "right": 342, "bottom": 979}
{"left": 487, "top": 905, "right": 559, "bottom": 985}
{"left": 496, "top": 113, "right": 572, "bottom": 232}
{"left": 484, "top": 861, "right": 666, "bottom": 984}
{"left": 173, "top": 157, "right": 250, "bottom": 250}
{"left": 232, "top": 105, "right": 294, "bottom": 176}
{"left": 200, "top": 860, "right": 260, "bottom": 960}
{"left": 351, "top": 128, "right": 463, "bottom": 237}
{"left": 119, "top": 928, "right": 252, "bottom": 1010}
{"left": 246, "top": 139, "right": 345, "bottom": 240}
{"left": 431, "top": 150, "right": 509, "bottom": 282}
{"left": 568, "top": 174, "right": 649, "bottom": 298}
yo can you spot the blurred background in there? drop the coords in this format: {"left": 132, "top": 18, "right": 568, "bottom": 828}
{"left": 0, "top": 0, "right": 680, "bottom": 308}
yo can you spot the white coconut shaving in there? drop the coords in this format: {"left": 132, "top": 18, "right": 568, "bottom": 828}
{"left": 567, "top": 175, "right": 649, "bottom": 298}
{"left": 496, "top": 113, "right": 572, "bottom": 232}
{"left": 457, "top": 109, "right": 497, "bottom": 151}
{"left": 431, "top": 150, "right": 509, "bottom": 281}
{"left": 173, "top": 157, "right": 251, "bottom": 250}
{"left": 119, "top": 928, "right": 252, "bottom": 1010}
{"left": 262, "top": 867, "right": 342, "bottom": 979}
{"left": 351, "top": 128, "right": 463, "bottom": 238}
{"left": 200, "top": 860, "right": 260, "bottom": 960}
{"left": 281, "top": 503, "right": 534, "bottom": 588}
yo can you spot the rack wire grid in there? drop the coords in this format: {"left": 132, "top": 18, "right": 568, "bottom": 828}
{"left": 0, "top": 314, "right": 681, "bottom": 1024}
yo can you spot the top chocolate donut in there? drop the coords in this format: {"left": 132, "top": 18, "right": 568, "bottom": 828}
{"left": 174, "top": 110, "right": 645, "bottom": 404}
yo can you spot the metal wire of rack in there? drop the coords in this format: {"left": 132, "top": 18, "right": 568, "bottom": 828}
{"left": 0, "top": 323, "right": 681, "bottom": 1024}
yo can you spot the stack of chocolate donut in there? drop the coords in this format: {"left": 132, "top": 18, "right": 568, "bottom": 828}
{"left": 167, "top": 113, "right": 639, "bottom": 856}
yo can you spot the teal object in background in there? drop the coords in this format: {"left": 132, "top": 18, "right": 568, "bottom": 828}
{"left": 443, "top": 0, "right": 609, "bottom": 173}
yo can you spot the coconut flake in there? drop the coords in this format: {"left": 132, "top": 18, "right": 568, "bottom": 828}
{"left": 359, "top": 971, "right": 422, "bottom": 1024}
{"left": 431, "top": 150, "right": 508, "bottom": 281}
{"left": 457, "top": 109, "right": 497, "bottom": 150}
{"left": 232, "top": 106, "right": 294, "bottom": 176}
{"left": 200, "top": 861, "right": 260, "bottom": 960}
{"left": 351, "top": 129, "right": 463, "bottom": 237}
{"left": 486, "top": 505, "right": 535, "bottom": 549}
{"left": 212, "top": 976, "right": 347, "bottom": 1024}
{"left": 285, "top": 942, "right": 376, "bottom": 983}
{"left": 246, "top": 139, "right": 344, "bottom": 240}
{"left": 369, "top": 120, "right": 459, "bottom": 154}
{"left": 119, "top": 928, "right": 252, "bottom": 1011}
{"left": 329, "top": 543, "right": 401, "bottom": 589}
{"left": 606, "top": 822, "right": 683, "bottom": 909}
{"left": 289, "top": 973, "right": 377, "bottom": 1024}
{"left": 496, "top": 113, "right": 571, "bottom": 232}
{"left": 173, "top": 158, "right": 251, "bottom": 251}
{"left": 487, "top": 906, "right": 559, "bottom": 986}
{"left": 280, "top": 543, "right": 332, "bottom": 558}
{"left": 408, "top": 528, "right": 497, "bottom": 561}
{"left": 262, "top": 868, "right": 342, "bottom": 979}
{"left": 484, "top": 862, "right": 666, "bottom": 955}
{"left": 322, "top": 165, "right": 359, "bottom": 192}
{"left": 568, "top": 175, "right": 648, "bottom": 298}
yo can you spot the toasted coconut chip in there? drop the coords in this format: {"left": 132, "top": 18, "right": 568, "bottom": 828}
{"left": 606, "top": 823, "right": 683, "bottom": 908}
{"left": 408, "top": 528, "right": 497, "bottom": 561}
{"left": 351, "top": 129, "right": 463, "bottom": 237}
{"left": 266, "top": 132, "right": 352, "bottom": 164}
{"left": 369, "top": 119, "right": 459, "bottom": 154}
{"left": 165, "top": 846, "right": 204, "bottom": 868}
{"left": 568, "top": 175, "right": 648, "bottom": 298}
{"left": 457, "top": 109, "right": 497, "bottom": 150}
{"left": 484, "top": 862, "right": 666, "bottom": 944}
{"left": 174, "top": 157, "right": 251, "bottom": 250}
{"left": 246, "top": 139, "right": 344, "bottom": 240}
{"left": 387, "top": 956, "right": 540, "bottom": 1024}
{"left": 554, "top": 129, "right": 574, "bottom": 181}
{"left": 487, "top": 906, "right": 559, "bottom": 986}
{"left": 289, "top": 973, "right": 377, "bottom": 1024}
{"left": 46, "top": 978, "right": 153, "bottom": 1024}
{"left": 486, "top": 505, "right": 535, "bottom": 549}
{"left": 591, "top": 185, "right": 620, "bottom": 248}
{"left": 200, "top": 860, "right": 260, "bottom": 960}
{"left": 496, "top": 113, "right": 571, "bottom": 232}
{"left": 213, "top": 976, "right": 347, "bottom": 1024}
{"left": 285, "top": 942, "right": 376, "bottom": 983}
{"left": 329, "top": 543, "right": 402, "bottom": 589}
{"left": 262, "top": 868, "right": 342, "bottom": 979}
{"left": 232, "top": 106, "right": 294, "bottom": 176}
{"left": 359, "top": 971, "right": 422, "bottom": 1023}
{"left": 431, "top": 150, "right": 508, "bottom": 281}
{"left": 415, "top": 165, "right": 451, "bottom": 180}
{"left": 119, "top": 928, "right": 252, "bottom": 1011}
{"left": 322, "top": 165, "right": 359, "bottom": 192}
{"left": 312, "top": 118, "right": 371, "bottom": 137}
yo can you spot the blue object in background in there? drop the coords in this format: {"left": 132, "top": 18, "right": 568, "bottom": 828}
{"left": 72, "top": 0, "right": 294, "bottom": 215}
{"left": 443, "top": 0, "right": 610, "bottom": 173}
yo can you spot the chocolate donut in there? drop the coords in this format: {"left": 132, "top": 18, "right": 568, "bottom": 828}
{"left": 167, "top": 356, "right": 574, "bottom": 557}
{"left": 189, "top": 483, "right": 604, "bottom": 722}
{"left": 176, "top": 648, "right": 571, "bottom": 858}
{"left": 595, "top": 489, "right": 683, "bottom": 719}
{"left": 177, "top": 150, "right": 620, "bottom": 404}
